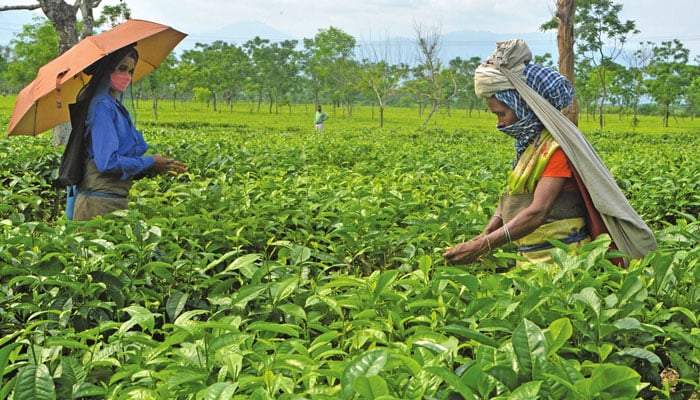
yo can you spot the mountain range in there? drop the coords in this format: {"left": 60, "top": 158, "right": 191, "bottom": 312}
{"left": 0, "top": 15, "right": 559, "bottom": 63}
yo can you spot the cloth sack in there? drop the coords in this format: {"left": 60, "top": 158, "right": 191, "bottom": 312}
{"left": 58, "top": 100, "right": 90, "bottom": 220}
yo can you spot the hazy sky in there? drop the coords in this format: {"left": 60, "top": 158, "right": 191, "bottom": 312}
{"left": 1, "top": 0, "right": 698, "bottom": 56}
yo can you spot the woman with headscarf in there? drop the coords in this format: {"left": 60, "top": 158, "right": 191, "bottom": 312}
{"left": 443, "top": 39, "right": 656, "bottom": 265}
{"left": 71, "top": 45, "right": 187, "bottom": 221}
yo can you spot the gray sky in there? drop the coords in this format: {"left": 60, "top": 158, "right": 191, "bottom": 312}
{"left": 1, "top": 0, "right": 698, "bottom": 56}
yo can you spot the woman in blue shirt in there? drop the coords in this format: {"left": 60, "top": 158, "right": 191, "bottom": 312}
{"left": 72, "top": 45, "right": 186, "bottom": 221}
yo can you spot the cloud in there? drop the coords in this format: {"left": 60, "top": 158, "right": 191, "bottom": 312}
{"left": 3, "top": 0, "right": 697, "bottom": 58}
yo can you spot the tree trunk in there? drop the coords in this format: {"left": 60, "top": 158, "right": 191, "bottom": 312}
{"left": 41, "top": 0, "right": 79, "bottom": 54}
{"left": 598, "top": 94, "right": 605, "bottom": 129}
{"left": 78, "top": 0, "right": 95, "bottom": 40}
{"left": 421, "top": 105, "right": 438, "bottom": 126}
{"left": 152, "top": 97, "right": 158, "bottom": 121}
{"left": 556, "top": 0, "right": 578, "bottom": 126}
{"left": 38, "top": 0, "right": 81, "bottom": 145}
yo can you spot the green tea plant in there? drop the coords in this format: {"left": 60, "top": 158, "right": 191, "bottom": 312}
{"left": 1, "top": 95, "right": 699, "bottom": 399}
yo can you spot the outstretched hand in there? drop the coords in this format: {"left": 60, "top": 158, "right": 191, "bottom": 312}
{"left": 152, "top": 154, "right": 187, "bottom": 175}
{"left": 442, "top": 238, "right": 486, "bottom": 265}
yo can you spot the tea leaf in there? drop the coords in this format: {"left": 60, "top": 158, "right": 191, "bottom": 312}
{"left": 14, "top": 364, "right": 55, "bottom": 400}
{"left": 353, "top": 375, "right": 389, "bottom": 399}
{"left": 341, "top": 349, "right": 387, "bottom": 399}
{"left": 512, "top": 319, "right": 547, "bottom": 380}
{"left": 544, "top": 318, "right": 573, "bottom": 356}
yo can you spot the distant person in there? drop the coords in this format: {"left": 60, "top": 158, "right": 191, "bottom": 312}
{"left": 71, "top": 45, "right": 187, "bottom": 221}
{"left": 442, "top": 39, "right": 656, "bottom": 266}
{"left": 314, "top": 105, "right": 330, "bottom": 131}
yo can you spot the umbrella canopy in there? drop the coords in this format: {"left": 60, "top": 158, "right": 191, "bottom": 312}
{"left": 8, "top": 19, "right": 186, "bottom": 136}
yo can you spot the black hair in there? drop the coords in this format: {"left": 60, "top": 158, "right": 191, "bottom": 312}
{"left": 76, "top": 44, "right": 139, "bottom": 104}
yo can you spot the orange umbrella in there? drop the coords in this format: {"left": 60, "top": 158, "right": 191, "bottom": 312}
{"left": 8, "top": 19, "right": 186, "bottom": 136}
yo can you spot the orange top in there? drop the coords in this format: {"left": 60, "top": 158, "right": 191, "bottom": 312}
{"left": 542, "top": 148, "right": 577, "bottom": 191}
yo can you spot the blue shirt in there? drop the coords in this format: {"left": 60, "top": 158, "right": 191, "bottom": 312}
{"left": 86, "top": 91, "right": 154, "bottom": 180}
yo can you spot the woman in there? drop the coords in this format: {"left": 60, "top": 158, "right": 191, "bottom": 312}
{"left": 443, "top": 60, "right": 586, "bottom": 264}
{"left": 444, "top": 39, "right": 657, "bottom": 265}
{"left": 72, "top": 45, "right": 186, "bottom": 221}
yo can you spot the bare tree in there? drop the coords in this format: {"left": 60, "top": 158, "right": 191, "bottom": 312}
{"left": 413, "top": 23, "right": 457, "bottom": 126}
{"left": 358, "top": 31, "right": 409, "bottom": 127}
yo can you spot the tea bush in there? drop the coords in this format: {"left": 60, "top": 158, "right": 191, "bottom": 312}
{"left": 1, "top": 97, "right": 698, "bottom": 399}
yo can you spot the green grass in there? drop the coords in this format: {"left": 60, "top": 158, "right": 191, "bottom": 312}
{"left": 4, "top": 92, "right": 700, "bottom": 136}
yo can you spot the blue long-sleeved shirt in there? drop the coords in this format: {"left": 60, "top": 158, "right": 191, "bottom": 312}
{"left": 85, "top": 90, "right": 154, "bottom": 180}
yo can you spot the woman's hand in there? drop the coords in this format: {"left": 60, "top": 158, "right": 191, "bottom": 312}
{"left": 443, "top": 176, "right": 568, "bottom": 265}
{"left": 443, "top": 237, "right": 487, "bottom": 265}
{"left": 152, "top": 154, "right": 187, "bottom": 175}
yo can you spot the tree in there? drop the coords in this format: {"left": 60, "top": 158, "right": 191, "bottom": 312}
{"left": 413, "top": 23, "right": 457, "bottom": 125}
{"left": 622, "top": 42, "right": 653, "bottom": 127}
{"left": 331, "top": 56, "right": 361, "bottom": 117}
{"left": 447, "top": 56, "right": 483, "bottom": 117}
{"left": 1, "top": 0, "right": 129, "bottom": 144}
{"left": 358, "top": 33, "right": 409, "bottom": 127}
{"left": 361, "top": 60, "right": 408, "bottom": 127}
{"left": 242, "top": 37, "right": 267, "bottom": 111}
{"left": 685, "top": 59, "right": 700, "bottom": 120}
{"left": 139, "top": 53, "right": 178, "bottom": 120}
{"left": 302, "top": 27, "right": 357, "bottom": 113}
{"left": 192, "top": 86, "right": 212, "bottom": 108}
{"left": 573, "top": 59, "right": 597, "bottom": 121}
{"left": 0, "top": 0, "right": 113, "bottom": 55}
{"left": 0, "top": 44, "right": 9, "bottom": 92}
{"left": 555, "top": 0, "right": 575, "bottom": 83}
{"left": 266, "top": 40, "right": 301, "bottom": 114}
{"left": 244, "top": 37, "right": 300, "bottom": 114}
{"left": 301, "top": 38, "right": 323, "bottom": 106}
{"left": 96, "top": 1, "right": 130, "bottom": 27}
{"left": 170, "top": 61, "right": 196, "bottom": 109}
{"left": 645, "top": 39, "right": 690, "bottom": 127}
{"left": 402, "top": 70, "right": 429, "bottom": 118}
{"left": 5, "top": 17, "right": 58, "bottom": 88}
{"left": 180, "top": 41, "right": 250, "bottom": 113}
{"left": 217, "top": 43, "right": 251, "bottom": 112}
{"left": 604, "top": 61, "right": 630, "bottom": 117}
{"left": 574, "top": 0, "right": 638, "bottom": 129}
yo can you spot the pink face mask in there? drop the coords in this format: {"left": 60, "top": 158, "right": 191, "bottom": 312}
{"left": 110, "top": 73, "right": 132, "bottom": 93}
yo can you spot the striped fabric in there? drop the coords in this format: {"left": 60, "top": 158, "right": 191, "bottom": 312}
{"left": 523, "top": 64, "right": 575, "bottom": 111}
